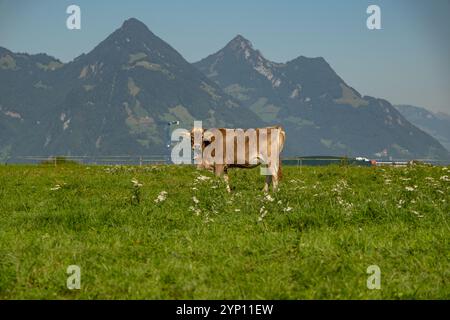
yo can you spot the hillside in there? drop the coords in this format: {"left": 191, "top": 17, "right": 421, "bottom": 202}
{"left": 194, "top": 35, "right": 449, "bottom": 159}
{"left": 0, "top": 19, "right": 260, "bottom": 159}
{"left": 395, "top": 105, "right": 450, "bottom": 152}
{"left": 1, "top": 20, "right": 448, "bottom": 160}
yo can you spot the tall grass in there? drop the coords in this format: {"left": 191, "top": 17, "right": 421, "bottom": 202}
{"left": 0, "top": 164, "right": 448, "bottom": 299}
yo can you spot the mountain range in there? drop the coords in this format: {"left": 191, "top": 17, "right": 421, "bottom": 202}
{"left": 0, "top": 18, "right": 448, "bottom": 161}
{"left": 395, "top": 105, "right": 450, "bottom": 152}
{"left": 194, "top": 35, "right": 449, "bottom": 160}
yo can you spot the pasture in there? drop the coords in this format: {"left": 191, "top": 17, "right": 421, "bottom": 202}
{"left": 0, "top": 164, "right": 448, "bottom": 299}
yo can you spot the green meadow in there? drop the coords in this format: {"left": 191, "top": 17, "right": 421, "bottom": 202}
{"left": 0, "top": 164, "right": 448, "bottom": 299}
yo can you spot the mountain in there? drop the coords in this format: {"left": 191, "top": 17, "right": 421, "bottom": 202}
{"left": 1, "top": 22, "right": 449, "bottom": 161}
{"left": 0, "top": 47, "right": 65, "bottom": 158}
{"left": 395, "top": 105, "right": 450, "bottom": 152}
{"left": 194, "top": 35, "right": 449, "bottom": 160}
{"left": 0, "top": 18, "right": 260, "bottom": 159}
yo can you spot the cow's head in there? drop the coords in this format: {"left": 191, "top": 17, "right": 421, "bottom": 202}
{"left": 190, "top": 128, "right": 214, "bottom": 170}
{"left": 190, "top": 128, "right": 215, "bottom": 149}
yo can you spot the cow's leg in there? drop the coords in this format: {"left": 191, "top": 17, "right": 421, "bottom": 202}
{"left": 272, "top": 163, "right": 282, "bottom": 192}
{"left": 223, "top": 169, "right": 231, "bottom": 193}
{"left": 272, "top": 172, "right": 279, "bottom": 192}
{"left": 264, "top": 174, "right": 272, "bottom": 193}
{"left": 214, "top": 164, "right": 224, "bottom": 176}
{"left": 214, "top": 164, "right": 231, "bottom": 193}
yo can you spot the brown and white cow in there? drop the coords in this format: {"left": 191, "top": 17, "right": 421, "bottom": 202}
{"left": 190, "top": 126, "right": 285, "bottom": 192}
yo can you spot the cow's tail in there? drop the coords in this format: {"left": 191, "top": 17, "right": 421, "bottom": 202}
{"left": 277, "top": 127, "right": 285, "bottom": 181}
{"left": 277, "top": 157, "right": 283, "bottom": 181}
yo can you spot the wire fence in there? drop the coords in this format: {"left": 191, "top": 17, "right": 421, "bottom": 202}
{"left": 4, "top": 155, "right": 450, "bottom": 166}
{"left": 6, "top": 155, "right": 169, "bottom": 166}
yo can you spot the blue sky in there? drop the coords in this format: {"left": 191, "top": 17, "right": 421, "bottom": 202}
{"left": 0, "top": 0, "right": 449, "bottom": 113}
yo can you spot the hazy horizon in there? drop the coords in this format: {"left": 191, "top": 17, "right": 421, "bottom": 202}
{"left": 1, "top": 0, "right": 449, "bottom": 113}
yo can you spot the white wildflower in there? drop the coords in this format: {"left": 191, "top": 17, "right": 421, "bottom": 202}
{"left": 204, "top": 215, "right": 214, "bottom": 223}
{"left": 411, "top": 210, "right": 424, "bottom": 218}
{"left": 189, "top": 206, "right": 201, "bottom": 215}
{"left": 258, "top": 205, "right": 268, "bottom": 222}
{"left": 264, "top": 194, "right": 275, "bottom": 202}
{"left": 195, "top": 175, "right": 211, "bottom": 182}
{"left": 154, "top": 191, "right": 167, "bottom": 203}
{"left": 283, "top": 207, "right": 293, "bottom": 212}
{"left": 440, "top": 175, "right": 450, "bottom": 182}
{"left": 258, "top": 212, "right": 267, "bottom": 222}
{"left": 131, "top": 178, "right": 143, "bottom": 188}
{"left": 50, "top": 184, "right": 61, "bottom": 191}
{"left": 405, "top": 186, "right": 415, "bottom": 192}
{"left": 192, "top": 196, "right": 199, "bottom": 204}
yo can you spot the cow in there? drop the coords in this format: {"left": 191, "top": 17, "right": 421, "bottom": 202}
{"left": 190, "top": 126, "right": 285, "bottom": 192}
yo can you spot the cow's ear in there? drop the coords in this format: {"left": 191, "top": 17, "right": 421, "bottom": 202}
{"left": 203, "top": 130, "right": 214, "bottom": 142}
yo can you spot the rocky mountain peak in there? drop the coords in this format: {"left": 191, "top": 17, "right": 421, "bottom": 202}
{"left": 224, "top": 34, "right": 267, "bottom": 62}
{"left": 120, "top": 18, "right": 152, "bottom": 34}
{"left": 227, "top": 35, "right": 253, "bottom": 50}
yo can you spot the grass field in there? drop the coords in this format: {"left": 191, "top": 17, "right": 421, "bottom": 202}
{"left": 0, "top": 163, "right": 449, "bottom": 299}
